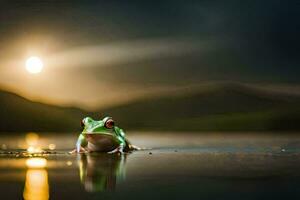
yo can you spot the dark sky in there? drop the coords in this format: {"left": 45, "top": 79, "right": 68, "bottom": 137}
{"left": 0, "top": 0, "right": 299, "bottom": 109}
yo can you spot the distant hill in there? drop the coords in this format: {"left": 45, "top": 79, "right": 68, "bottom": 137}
{"left": 0, "top": 90, "right": 91, "bottom": 132}
{"left": 1, "top": 83, "right": 300, "bottom": 132}
{"left": 99, "top": 83, "right": 300, "bottom": 131}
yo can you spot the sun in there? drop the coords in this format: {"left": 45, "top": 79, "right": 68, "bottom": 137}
{"left": 25, "top": 56, "right": 44, "bottom": 74}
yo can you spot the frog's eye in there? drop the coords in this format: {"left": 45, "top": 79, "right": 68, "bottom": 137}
{"left": 105, "top": 119, "right": 115, "bottom": 129}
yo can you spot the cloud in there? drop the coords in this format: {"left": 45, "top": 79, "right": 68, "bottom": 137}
{"left": 45, "top": 37, "right": 213, "bottom": 68}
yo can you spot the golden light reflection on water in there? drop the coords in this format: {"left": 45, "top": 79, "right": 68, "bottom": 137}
{"left": 48, "top": 144, "right": 56, "bottom": 150}
{"left": 25, "top": 133, "right": 39, "bottom": 146}
{"left": 26, "top": 158, "right": 47, "bottom": 168}
{"left": 23, "top": 169, "right": 49, "bottom": 200}
{"left": 23, "top": 158, "right": 49, "bottom": 200}
{"left": 26, "top": 132, "right": 44, "bottom": 153}
{"left": 27, "top": 146, "right": 43, "bottom": 153}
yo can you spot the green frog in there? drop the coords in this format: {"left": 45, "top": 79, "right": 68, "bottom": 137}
{"left": 74, "top": 116, "right": 137, "bottom": 153}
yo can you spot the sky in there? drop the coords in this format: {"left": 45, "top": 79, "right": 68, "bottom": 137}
{"left": 0, "top": 0, "right": 299, "bottom": 110}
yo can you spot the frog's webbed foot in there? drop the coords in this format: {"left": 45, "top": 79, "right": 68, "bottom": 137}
{"left": 129, "top": 144, "right": 141, "bottom": 151}
{"left": 108, "top": 146, "right": 124, "bottom": 154}
{"left": 123, "top": 142, "right": 141, "bottom": 152}
{"left": 69, "top": 147, "right": 89, "bottom": 154}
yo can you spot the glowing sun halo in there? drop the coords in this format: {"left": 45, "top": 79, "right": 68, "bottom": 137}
{"left": 25, "top": 56, "right": 44, "bottom": 74}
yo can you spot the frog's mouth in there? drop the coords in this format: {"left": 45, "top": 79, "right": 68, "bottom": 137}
{"left": 82, "top": 132, "right": 114, "bottom": 137}
{"left": 82, "top": 132, "right": 117, "bottom": 142}
{"left": 82, "top": 132, "right": 114, "bottom": 136}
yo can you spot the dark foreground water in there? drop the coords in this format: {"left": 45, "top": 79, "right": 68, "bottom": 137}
{"left": 1, "top": 132, "right": 300, "bottom": 200}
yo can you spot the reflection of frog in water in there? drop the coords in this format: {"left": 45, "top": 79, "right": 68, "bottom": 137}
{"left": 78, "top": 153, "right": 126, "bottom": 192}
{"left": 74, "top": 116, "right": 138, "bottom": 153}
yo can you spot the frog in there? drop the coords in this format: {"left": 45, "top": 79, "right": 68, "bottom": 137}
{"left": 73, "top": 116, "right": 138, "bottom": 153}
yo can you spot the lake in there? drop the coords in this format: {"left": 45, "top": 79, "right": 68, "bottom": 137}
{"left": 1, "top": 132, "right": 300, "bottom": 199}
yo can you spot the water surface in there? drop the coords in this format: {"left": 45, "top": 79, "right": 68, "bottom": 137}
{"left": 1, "top": 132, "right": 300, "bottom": 199}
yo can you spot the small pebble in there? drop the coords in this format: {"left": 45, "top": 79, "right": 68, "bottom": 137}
{"left": 174, "top": 150, "right": 178, "bottom": 152}
{"left": 149, "top": 152, "right": 152, "bottom": 155}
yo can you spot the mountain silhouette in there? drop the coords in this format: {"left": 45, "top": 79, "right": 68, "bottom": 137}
{"left": 0, "top": 90, "right": 90, "bottom": 132}
{"left": 99, "top": 83, "right": 300, "bottom": 131}
{"left": 1, "top": 83, "right": 300, "bottom": 132}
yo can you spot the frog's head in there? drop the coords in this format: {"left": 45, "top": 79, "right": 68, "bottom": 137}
{"left": 81, "top": 116, "right": 115, "bottom": 136}
{"left": 80, "top": 116, "right": 125, "bottom": 151}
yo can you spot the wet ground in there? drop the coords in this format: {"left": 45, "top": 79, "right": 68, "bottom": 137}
{"left": 1, "top": 132, "right": 300, "bottom": 199}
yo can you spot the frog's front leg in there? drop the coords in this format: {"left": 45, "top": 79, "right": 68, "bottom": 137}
{"left": 70, "top": 134, "right": 88, "bottom": 153}
{"left": 114, "top": 127, "right": 140, "bottom": 152}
